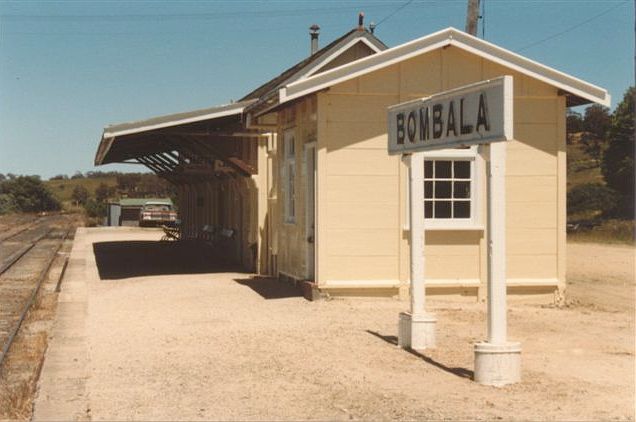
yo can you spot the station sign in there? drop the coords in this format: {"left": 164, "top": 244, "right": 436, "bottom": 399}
{"left": 388, "top": 76, "right": 513, "bottom": 155}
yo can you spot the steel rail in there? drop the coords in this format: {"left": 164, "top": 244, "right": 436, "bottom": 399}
{"left": 0, "top": 226, "right": 71, "bottom": 373}
{"left": 0, "top": 217, "right": 43, "bottom": 243}
{"left": 0, "top": 228, "right": 54, "bottom": 276}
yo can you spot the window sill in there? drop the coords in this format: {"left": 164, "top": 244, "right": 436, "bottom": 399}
{"left": 403, "top": 225, "right": 484, "bottom": 231}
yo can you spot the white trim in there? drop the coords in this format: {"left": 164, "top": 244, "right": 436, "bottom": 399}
{"left": 304, "top": 143, "right": 316, "bottom": 280}
{"left": 321, "top": 278, "right": 481, "bottom": 289}
{"left": 318, "top": 278, "right": 557, "bottom": 289}
{"left": 279, "top": 27, "right": 609, "bottom": 107}
{"left": 507, "top": 278, "right": 559, "bottom": 287}
{"left": 103, "top": 105, "right": 247, "bottom": 138}
{"left": 303, "top": 37, "right": 383, "bottom": 78}
{"left": 321, "top": 279, "right": 401, "bottom": 288}
{"left": 426, "top": 147, "right": 482, "bottom": 229}
{"left": 283, "top": 129, "right": 296, "bottom": 224}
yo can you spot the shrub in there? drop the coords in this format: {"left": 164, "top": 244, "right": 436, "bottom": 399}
{"left": 83, "top": 199, "right": 106, "bottom": 218}
{"left": 0, "top": 193, "right": 18, "bottom": 214}
{"left": 567, "top": 183, "right": 618, "bottom": 217}
{"left": 0, "top": 176, "right": 61, "bottom": 213}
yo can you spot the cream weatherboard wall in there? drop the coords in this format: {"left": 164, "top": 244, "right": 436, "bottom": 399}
{"left": 274, "top": 96, "right": 318, "bottom": 281}
{"left": 310, "top": 45, "right": 565, "bottom": 295}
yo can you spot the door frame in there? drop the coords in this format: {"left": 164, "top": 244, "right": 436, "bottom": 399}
{"left": 304, "top": 142, "right": 317, "bottom": 280}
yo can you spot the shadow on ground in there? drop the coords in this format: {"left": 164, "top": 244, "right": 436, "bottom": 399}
{"left": 366, "top": 330, "right": 474, "bottom": 380}
{"left": 234, "top": 276, "right": 303, "bottom": 300}
{"left": 93, "top": 240, "right": 241, "bottom": 280}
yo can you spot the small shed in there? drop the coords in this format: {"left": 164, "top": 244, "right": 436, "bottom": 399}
{"left": 115, "top": 198, "right": 174, "bottom": 226}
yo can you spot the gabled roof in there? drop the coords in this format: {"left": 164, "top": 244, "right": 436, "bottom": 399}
{"left": 277, "top": 27, "right": 610, "bottom": 108}
{"left": 240, "top": 27, "right": 387, "bottom": 102}
{"left": 96, "top": 28, "right": 387, "bottom": 166}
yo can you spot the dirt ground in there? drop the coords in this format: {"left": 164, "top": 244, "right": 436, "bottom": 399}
{"left": 31, "top": 228, "right": 635, "bottom": 421}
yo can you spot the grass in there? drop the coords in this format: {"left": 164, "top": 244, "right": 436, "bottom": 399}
{"left": 568, "top": 219, "right": 635, "bottom": 245}
{"left": 566, "top": 138, "right": 604, "bottom": 189}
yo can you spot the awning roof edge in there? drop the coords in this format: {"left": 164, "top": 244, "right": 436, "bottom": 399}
{"left": 95, "top": 99, "right": 256, "bottom": 166}
{"left": 103, "top": 99, "right": 256, "bottom": 138}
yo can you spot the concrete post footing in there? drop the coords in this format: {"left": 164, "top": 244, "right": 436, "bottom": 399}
{"left": 398, "top": 311, "right": 436, "bottom": 350}
{"left": 473, "top": 341, "right": 522, "bottom": 386}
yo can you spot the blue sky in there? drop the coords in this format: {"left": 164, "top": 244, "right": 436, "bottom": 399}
{"left": 0, "top": 0, "right": 633, "bottom": 178}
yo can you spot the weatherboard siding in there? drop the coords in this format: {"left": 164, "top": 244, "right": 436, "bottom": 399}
{"left": 312, "top": 45, "right": 563, "bottom": 291}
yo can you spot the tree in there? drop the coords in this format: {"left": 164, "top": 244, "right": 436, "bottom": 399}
{"left": 580, "top": 104, "right": 611, "bottom": 164}
{"left": 71, "top": 185, "right": 90, "bottom": 206}
{"left": 116, "top": 173, "right": 141, "bottom": 192}
{"left": 567, "top": 183, "right": 618, "bottom": 217}
{"left": 0, "top": 176, "right": 60, "bottom": 213}
{"left": 583, "top": 104, "right": 611, "bottom": 139}
{"left": 70, "top": 171, "right": 85, "bottom": 179}
{"left": 566, "top": 110, "right": 584, "bottom": 139}
{"left": 95, "top": 182, "right": 113, "bottom": 203}
{"left": 601, "top": 87, "right": 635, "bottom": 218}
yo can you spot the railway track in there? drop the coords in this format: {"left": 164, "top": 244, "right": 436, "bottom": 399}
{"left": 0, "top": 215, "right": 74, "bottom": 370}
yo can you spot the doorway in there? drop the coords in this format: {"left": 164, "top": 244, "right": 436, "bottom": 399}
{"left": 305, "top": 144, "right": 316, "bottom": 280}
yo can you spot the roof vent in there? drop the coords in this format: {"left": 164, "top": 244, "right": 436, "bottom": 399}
{"left": 369, "top": 21, "right": 376, "bottom": 34}
{"left": 358, "top": 12, "right": 364, "bottom": 31}
{"left": 309, "top": 24, "right": 320, "bottom": 55}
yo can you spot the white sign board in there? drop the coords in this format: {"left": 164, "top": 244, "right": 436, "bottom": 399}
{"left": 388, "top": 76, "right": 513, "bottom": 155}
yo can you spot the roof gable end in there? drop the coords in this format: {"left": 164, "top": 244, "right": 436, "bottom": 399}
{"left": 279, "top": 27, "right": 610, "bottom": 107}
{"left": 240, "top": 28, "right": 386, "bottom": 102}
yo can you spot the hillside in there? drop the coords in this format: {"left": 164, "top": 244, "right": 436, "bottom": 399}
{"left": 566, "top": 134, "right": 604, "bottom": 190}
{"left": 45, "top": 176, "right": 117, "bottom": 208}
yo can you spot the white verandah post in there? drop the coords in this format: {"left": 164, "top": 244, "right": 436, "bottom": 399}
{"left": 398, "top": 152, "right": 436, "bottom": 351}
{"left": 474, "top": 140, "right": 521, "bottom": 386}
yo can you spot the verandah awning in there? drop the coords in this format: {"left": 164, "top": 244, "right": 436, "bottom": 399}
{"left": 94, "top": 99, "right": 261, "bottom": 183}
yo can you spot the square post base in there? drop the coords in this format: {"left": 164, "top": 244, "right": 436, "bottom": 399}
{"left": 398, "top": 311, "right": 436, "bottom": 350}
{"left": 474, "top": 341, "right": 522, "bottom": 386}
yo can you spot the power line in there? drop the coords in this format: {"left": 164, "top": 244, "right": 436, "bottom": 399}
{"left": 0, "top": 4, "right": 397, "bottom": 22}
{"left": 374, "top": 0, "right": 416, "bottom": 27}
{"left": 516, "top": 0, "right": 629, "bottom": 52}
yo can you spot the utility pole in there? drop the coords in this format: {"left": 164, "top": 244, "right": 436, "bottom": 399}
{"left": 465, "top": 0, "right": 480, "bottom": 36}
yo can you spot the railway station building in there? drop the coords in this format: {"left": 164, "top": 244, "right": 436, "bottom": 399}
{"left": 95, "top": 25, "right": 609, "bottom": 299}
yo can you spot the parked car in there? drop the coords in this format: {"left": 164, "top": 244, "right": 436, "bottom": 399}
{"left": 139, "top": 201, "right": 177, "bottom": 227}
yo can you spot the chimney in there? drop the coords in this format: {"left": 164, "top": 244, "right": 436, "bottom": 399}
{"left": 358, "top": 12, "right": 364, "bottom": 31}
{"left": 309, "top": 24, "right": 320, "bottom": 55}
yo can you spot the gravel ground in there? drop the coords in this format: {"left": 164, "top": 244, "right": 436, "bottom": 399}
{"left": 39, "top": 228, "right": 636, "bottom": 420}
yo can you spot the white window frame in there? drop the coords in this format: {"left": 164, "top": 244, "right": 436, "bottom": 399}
{"left": 404, "top": 146, "right": 483, "bottom": 230}
{"left": 283, "top": 129, "right": 296, "bottom": 224}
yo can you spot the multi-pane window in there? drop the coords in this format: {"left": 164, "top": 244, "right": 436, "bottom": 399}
{"left": 283, "top": 129, "right": 296, "bottom": 223}
{"left": 424, "top": 159, "right": 472, "bottom": 220}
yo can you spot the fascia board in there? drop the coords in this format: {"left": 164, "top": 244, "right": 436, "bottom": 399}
{"left": 280, "top": 38, "right": 451, "bottom": 103}
{"left": 449, "top": 33, "right": 610, "bottom": 106}
{"left": 103, "top": 106, "right": 246, "bottom": 138}
{"left": 302, "top": 37, "right": 384, "bottom": 79}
